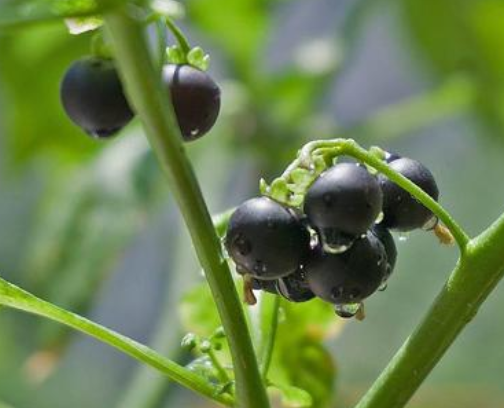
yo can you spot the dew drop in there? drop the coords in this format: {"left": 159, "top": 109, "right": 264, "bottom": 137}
{"left": 375, "top": 211, "right": 384, "bottom": 224}
{"left": 320, "top": 229, "right": 353, "bottom": 254}
{"left": 398, "top": 232, "right": 409, "bottom": 242}
{"left": 378, "top": 282, "right": 388, "bottom": 292}
{"left": 234, "top": 235, "right": 252, "bottom": 256}
{"left": 252, "top": 260, "right": 267, "bottom": 275}
{"left": 422, "top": 216, "right": 439, "bottom": 231}
{"left": 335, "top": 303, "right": 361, "bottom": 319}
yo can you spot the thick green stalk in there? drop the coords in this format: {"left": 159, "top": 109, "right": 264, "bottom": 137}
{"left": 103, "top": 8, "right": 269, "bottom": 408}
{"left": 0, "top": 277, "right": 232, "bottom": 406}
{"left": 355, "top": 213, "right": 504, "bottom": 408}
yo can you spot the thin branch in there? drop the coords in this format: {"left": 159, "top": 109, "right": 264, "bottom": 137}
{"left": 103, "top": 7, "right": 270, "bottom": 408}
{"left": 0, "top": 277, "right": 233, "bottom": 406}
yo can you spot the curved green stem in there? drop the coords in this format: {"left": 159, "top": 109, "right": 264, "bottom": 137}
{"left": 278, "top": 138, "right": 470, "bottom": 251}
{"left": 207, "top": 348, "right": 231, "bottom": 384}
{"left": 164, "top": 16, "right": 191, "bottom": 55}
{"left": 258, "top": 294, "right": 281, "bottom": 379}
{"left": 103, "top": 8, "right": 269, "bottom": 408}
{"left": 342, "top": 140, "right": 470, "bottom": 250}
{"left": 0, "top": 277, "right": 233, "bottom": 406}
{"left": 355, "top": 212, "right": 504, "bottom": 408}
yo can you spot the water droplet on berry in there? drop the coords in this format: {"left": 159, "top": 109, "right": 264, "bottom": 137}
{"left": 319, "top": 229, "right": 353, "bottom": 254}
{"left": 252, "top": 260, "right": 267, "bottom": 275}
{"left": 234, "top": 235, "right": 252, "bottom": 256}
{"left": 422, "top": 216, "right": 438, "bottom": 231}
{"left": 334, "top": 303, "right": 361, "bottom": 319}
{"left": 378, "top": 282, "right": 388, "bottom": 292}
{"left": 375, "top": 211, "right": 384, "bottom": 224}
{"left": 190, "top": 129, "right": 200, "bottom": 137}
{"left": 398, "top": 233, "right": 409, "bottom": 242}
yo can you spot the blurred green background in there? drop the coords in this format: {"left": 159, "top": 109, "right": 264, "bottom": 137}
{"left": 1, "top": 0, "right": 504, "bottom": 407}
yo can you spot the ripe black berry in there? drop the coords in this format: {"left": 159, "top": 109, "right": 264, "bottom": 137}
{"left": 379, "top": 157, "right": 439, "bottom": 231}
{"left": 60, "top": 57, "right": 134, "bottom": 138}
{"left": 305, "top": 232, "right": 387, "bottom": 304}
{"left": 225, "top": 197, "right": 311, "bottom": 280}
{"left": 304, "top": 163, "right": 383, "bottom": 245}
{"left": 251, "top": 278, "right": 278, "bottom": 295}
{"left": 162, "top": 64, "right": 221, "bottom": 141}
{"left": 371, "top": 225, "right": 397, "bottom": 279}
{"left": 276, "top": 269, "right": 315, "bottom": 303}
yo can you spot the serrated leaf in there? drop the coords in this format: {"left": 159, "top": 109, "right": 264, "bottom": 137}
{"left": 269, "top": 383, "right": 313, "bottom": 408}
{"left": 259, "top": 178, "right": 270, "bottom": 195}
{"left": 269, "top": 178, "right": 289, "bottom": 203}
{"left": 187, "top": 46, "right": 210, "bottom": 71}
{"left": 166, "top": 45, "right": 186, "bottom": 65}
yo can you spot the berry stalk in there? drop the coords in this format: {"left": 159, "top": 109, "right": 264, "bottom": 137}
{"left": 102, "top": 7, "right": 270, "bottom": 408}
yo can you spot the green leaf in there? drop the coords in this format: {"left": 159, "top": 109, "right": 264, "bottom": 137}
{"left": 65, "top": 15, "right": 102, "bottom": 34}
{"left": 269, "top": 383, "right": 313, "bottom": 408}
{"left": 180, "top": 283, "right": 221, "bottom": 337}
{"left": 185, "top": 0, "right": 269, "bottom": 76}
{"left": 268, "top": 299, "right": 342, "bottom": 408}
{"left": 187, "top": 46, "right": 210, "bottom": 71}
{"left": 269, "top": 178, "right": 289, "bottom": 203}
{"left": 0, "top": 0, "right": 116, "bottom": 29}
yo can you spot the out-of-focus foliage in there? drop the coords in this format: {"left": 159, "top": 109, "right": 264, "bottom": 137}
{"left": 400, "top": 0, "right": 504, "bottom": 131}
{"left": 1, "top": 0, "right": 504, "bottom": 408}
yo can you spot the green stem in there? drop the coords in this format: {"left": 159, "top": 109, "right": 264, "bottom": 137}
{"left": 164, "top": 16, "right": 191, "bottom": 55}
{"left": 342, "top": 140, "right": 470, "bottom": 250}
{"left": 207, "top": 348, "right": 231, "bottom": 384}
{"left": 355, "top": 212, "right": 504, "bottom": 408}
{"left": 103, "top": 8, "right": 269, "bottom": 408}
{"left": 0, "top": 277, "right": 232, "bottom": 406}
{"left": 258, "top": 294, "right": 281, "bottom": 379}
{"left": 279, "top": 139, "right": 469, "bottom": 251}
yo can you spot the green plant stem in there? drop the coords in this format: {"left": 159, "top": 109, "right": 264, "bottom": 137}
{"left": 164, "top": 16, "right": 191, "bottom": 55}
{"left": 0, "top": 277, "right": 233, "bottom": 406}
{"left": 342, "top": 140, "right": 470, "bottom": 250}
{"left": 355, "top": 212, "right": 504, "bottom": 408}
{"left": 280, "top": 139, "right": 469, "bottom": 251}
{"left": 103, "top": 8, "right": 269, "bottom": 408}
{"left": 258, "top": 294, "right": 281, "bottom": 379}
{"left": 207, "top": 348, "right": 231, "bottom": 383}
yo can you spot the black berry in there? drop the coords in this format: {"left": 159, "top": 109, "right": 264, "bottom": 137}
{"left": 162, "top": 64, "right": 221, "bottom": 141}
{"left": 276, "top": 269, "right": 315, "bottom": 303}
{"left": 225, "top": 197, "right": 311, "bottom": 280}
{"left": 379, "top": 157, "right": 439, "bottom": 231}
{"left": 251, "top": 278, "right": 278, "bottom": 295}
{"left": 60, "top": 57, "right": 134, "bottom": 138}
{"left": 305, "top": 232, "right": 387, "bottom": 304}
{"left": 304, "top": 163, "right": 383, "bottom": 245}
{"left": 371, "top": 225, "right": 397, "bottom": 279}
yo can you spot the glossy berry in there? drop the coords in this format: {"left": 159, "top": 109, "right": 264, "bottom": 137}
{"left": 162, "top": 64, "right": 221, "bottom": 141}
{"left": 305, "top": 232, "right": 387, "bottom": 304}
{"left": 251, "top": 278, "right": 278, "bottom": 295}
{"left": 60, "top": 57, "right": 134, "bottom": 138}
{"left": 304, "top": 163, "right": 383, "bottom": 244}
{"left": 371, "top": 225, "right": 397, "bottom": 279}
{"left": 276, "top": 269, "right": 315, "bottom": 303}
{"left": 225, "top": 197, "right": 311, "bottom": 280}
{"left": 378, "top": 157, "right": 439, "bottom": 231}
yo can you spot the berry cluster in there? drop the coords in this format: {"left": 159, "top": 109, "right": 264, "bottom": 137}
{"left": 60, "top": 57, "right": 220, "bottom": 141}
{"left": 225, "top": 154, "right": 439, "bottom": 318}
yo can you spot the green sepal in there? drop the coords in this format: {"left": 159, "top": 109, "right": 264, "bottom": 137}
{"left": 187, "top": 47, "right": 210, "bottom": 71}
